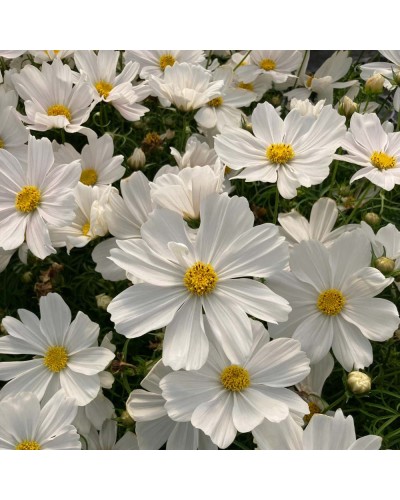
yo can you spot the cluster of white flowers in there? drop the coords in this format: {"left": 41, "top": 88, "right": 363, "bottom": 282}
{"left": 0, "top": 49, "right": 399, "bottom": 450}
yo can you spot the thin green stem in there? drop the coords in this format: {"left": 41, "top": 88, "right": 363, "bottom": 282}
{"left": 233, "top": 50, "right": 252, "bottom": 72}
{"left": 293, "top": 50, "right": 309, "bottom": 89}
{"left": 273, "top": 186, "right": 280, "bottom": 224}
{"left": 343, "top": 182, "right": 371, "bottom": 224}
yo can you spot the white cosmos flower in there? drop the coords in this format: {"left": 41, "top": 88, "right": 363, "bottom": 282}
{"left": 125, "top": 50, "right": 206, "bottom": 79}
{"left": 160, "top": 319, "right": 310, "bottom": 449}
{"left": 85, "top": 419, "right": 139, "bottom": 450}
{"left": 253, "top": 409, "right": 382, "bottom": 450}
{"left": 92, "top": 171, "right": 155, "bottom": 281}
{"left": 169, "top": 135, "right": 218, "bottom": 168}
{"left": 12, "top": 59, "right": 94, "bottom": 133}
{"left": 74, "top": 50, "right": 150, "bottom": 122}
{"left": 0, "top": 293, "right": 115, "bottom": 406}
{"left": 286, "top": 51, "right": 358, "bottom": 105}
{"left": 126, "top": 360, "right": 217, "bottom": 450}
{"left": 49, "top": 183, "right": 111, "bottom": 253}
{"left": 0, "top": 136, "right": 81, "bottom": 259}
{"left": 194, "top": 67, "right": 254, "bottom": 132}
{"left": 337, "top": 112, "right": 400, "bottom": 191}
{"left": 214, "top": 101, "right": 345, "bottom": 199}
{"left": 53, "top": 133, "right": 125, "bottom": 187}
{"left": 147, "top": 62, "right": 224, "bottom": 111}
{"left": 236, "top": 50, "right": 303, "bottom": 85}
{"left": 150, "top": 165, "right": 225, "bottom": 220}
{"left": 108, "top": 193, "right": 291, "bottom": 370}
{"left": 0, "top": 88, "right": 29, "bottom": 164}
{"left": 278, "top": 197, "right": 357, "bottom": 248}
{"left": 0, "top": 391, "right": 80, "bottom": 450}
{"left": 30, "top": 50, "right": 74, "bottom": 64}
{"left": 268, "top": 231, "right": 399, "bottom": 371}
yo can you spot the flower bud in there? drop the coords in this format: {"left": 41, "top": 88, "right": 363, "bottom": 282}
{"left": 374, "top": 256, "right": 396, "bottom": 274}
{"left": 96, "top": 293, "right": 112, "bottom": 310}
{"left": 347, "top": 371, "right": 371, "bottom": 394}
{"left": 393, "top": 71, "right": 400, "bottom": 86}
{"left": 270, "top": 95, "right": 282, "bottom": 107}
{"left": 120, "top": 410, "right": 135, "bottom": 428}
{"left": 21, "top": 271, "right": 33, "bottom": 283}
{"left": 127, "top": 147, "right": 146, "bottom": 170}
{"left": 363, "top": 212, "right": 381, "bottom": 226}
{"left": 365, "top": 73, "right": 385, "bottom": 94}
{"left": 338, "top": 96, "right": 358, "bottom": 119}
{"left": 0, "top": 322, "right": 7, "bottom": 335}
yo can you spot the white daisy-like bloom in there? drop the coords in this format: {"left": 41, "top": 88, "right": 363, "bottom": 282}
{"left": 126, "top": 360, "right": 217, "bottom": 450}
{"left": 150, "top": 165, "right": 225, "bottom": 220}
{"left": 12, "top": 59, "right": 94, "bottom": 133}
{"left": 85, "top": 419, "right": 139, "bottom": 450}
{"left": 92, "top": 171, "right": 155, "bottom": 281}
{"left": 338, "top": 112, "right": 400, "bottom": 191}
{"left": 214, "top": 101, "right": 346, "bottom": 199}
{"left": 125, "top": 50, "right": 206, "bottom": 79}
{"left": 170, "top": 135, "right": 218, "bottom": 169}
{"left": 225, "top": 54, "right": 272, "bottom": 101}
{"left": 49, "top": 183, "right": 112, "bottom": 253}
{"left": 0, "top": 87, "right": 29, "bottom": 164}
{"left": 53, "top": 133, "right": 125, "bottom": 187}
{"left": 268, "top": 231, "right": 399, "bottom": 371}
{"left": 0, "top": 136, "right": 81, "bottom": 259}
{"left": 235, "top": 50, "right": 303, "bottom": 85}
{"left": 286, "top": 51, "right": 358, "bottom": 105}
{"left": 0, "top": 391, "right": 81, "bottom": 450}
{"left": 30, "top": 50, "right": 74, "bottom": 64}
{"left": 278, "top": 197, "right": 357, "bottom": 248}
{"left": 147, "top": 62, "right": 225, "bottom": 111}
{"left": 74, "top": 50, "right": 150, "bottom": 122}
{"left": 253, "top": 409, "right": 382, "bottom": 450}
{"left": 194, "top": 67, "right": 254, "bottom": 132}
{"left": 160, "top": 319, "right": 310, "bottom": 449}
{"left": 0, "top": 293, "right": 115, "bottom": 406}
{"left": 108, "top": 193, "right": 291, "bottom": 370}
{"left": 289, "top": 98, "right": 326, "bottom": 117}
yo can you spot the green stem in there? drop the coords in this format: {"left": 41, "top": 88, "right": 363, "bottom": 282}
{"left": 343, "top": 182, "right": 371, "bottom": 224}
{"left": 328, "top": 159, "right": 339, "bottom": 197}
{"left": 273, "top": 186, "right": 280, "bottom": 224}
{"left": 293, "top": 50, "right": 309, "bottom": 89}
{"left": 233, "top": 50, "right": 252, "bottom": 72}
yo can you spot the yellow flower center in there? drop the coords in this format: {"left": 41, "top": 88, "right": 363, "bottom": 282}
{"left": 184, "top": 261, "right": 218, "bottom": 296}
{"left": 95, "top": 80, "right": 114, "bottom": 99}
{"left": 303, "top": 402, "right": 321, "bottom": 424}
{"left": 159, "top": 54, "right": 176, "bottom": 71}
{"left": 237, "top": 81, "right": 254, "bottom": 91}
{"left": 266, "top": 143, "right": 295, "bottom": 164}
{"left": 82, "top": 222, "right": 90, "bottom": 236}
{"left": 80, "top": 168, "right": 98, "bottom": 186}
{"left": 259, "top": 58, "right": 276, "bottom": 71}
{"left": 15, "top": 186, "right": 41, "bottom": 213}
{"left": 208, "top": 97, "right": 224, "bottom": 108}
{"left": 220, "top": 365, "right": 251, "bottom": 392}
{"left": 15, "top": 440, "right": 41, "bottom": 450}
{"left": 43, "top": 345, "right": 68, "bottom": 372}
{"left": 0, "top": 137, "right": 4, "bottom": 148}
{"left": 370, "top": 151, "right": 397, "bottom": 170}
{"left": 317, "top": 289, "right": 346, "bottom": 316}
{"left": 306, "top": 74, "right": 314, "bottom": 88}
{"left": 47, "top": 104, "right": 72, "bottom": 122}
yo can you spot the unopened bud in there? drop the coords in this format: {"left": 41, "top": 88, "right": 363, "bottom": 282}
{"left": 364, "top": 212, "right": 381, "bottom": 226}
{"left": 96, "top": 293, "right": 112, "bottom": 310}
{"left": 120, "top": 410, "right": 135, "bottom": 428}
{"left": 374, "top": 256, "right": 396, "bottom": 274}
{"left": 0, "top": 322, "right": 7, "bottom": 335}
{"left": 127, "top": 148, "right": 146, "bottom": 170}
{"left": 270, "top": 95, "right": 282, "bottom": 107}
{"left": 347, "top": 371, "right": 371, "bottom": 394}
{"left": 394, "top": 71, "right": 400, "bottom": 86}
{"left": 365, "top": 73, "right": 385, "bottom": 94}
{"left": 338, "top": 96, "right": 358, "bottom": 119}
{"left": 21, "top": 271, "right": 33, "bottom": 283}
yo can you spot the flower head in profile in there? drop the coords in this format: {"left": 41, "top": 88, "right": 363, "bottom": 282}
{"left": 0, "top": 293, "right": 115, "bottom": 406}
{"left": 108, "top": 193, "right": 291, "bottom": 370}
{"left": 215, "top": 101, "right": 345, "bottom": 199}
{"left": 0, "top": 391, "right": 80, "bottom": 450}
{"left": 338, "top": 112, "right": 400, "bottom": 191}
{"left": 0, "top": 136, "right": 81, "bottom": 259}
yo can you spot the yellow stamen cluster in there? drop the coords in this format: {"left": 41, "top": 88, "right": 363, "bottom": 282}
{"left": 184, "top": 261, "right": 218, "bottom": 296}
{"left": 303, "top": 402, "right": 321, "bottom": 424}
{"left": 266, "top": 143, "right": 295, "bottom": 164}
{"left": 259, "top": 58, "right": 276, "bottom": 71}
{"left": 0, "top": 137, "right": 4, "bottom": 148}
{"left": 237, "top": 81, "right": 254, "bottom": 91}
{"left": 370, "top": 151, "right": 397, "bottom": 170}
{"left": 317, "top": 289, "right": 346, "bottom": 316}
{"left": 220, "top": 365, "right": 251, "bottom": 392}
{"left": 80, "top": 168, "right": 98, "bottom": 186}
{"left": 207, "top": 97, "right": 224, "bottom": 108}
{"left": 82, "top": 222, "right": 90, "bottom": 236}
{"left": 15, "top": 440, "right": 41, "bottom": 450}
{"left": 95, "top": 80, "right": 113, "bottom": 99}
{"left": 306, "top": 74, "right": 314, "bottom": 88}
{"left": 43, "top": 345, "right": 68, "bottom": 372}
{"left": 159, "top": 54, "right": 176, "bottom": 71}
{"left": 15, "top": 186, "right": 41, "bottom": 213}
{"left": 47, "top": 104, "right": 72, "bottom": 122}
